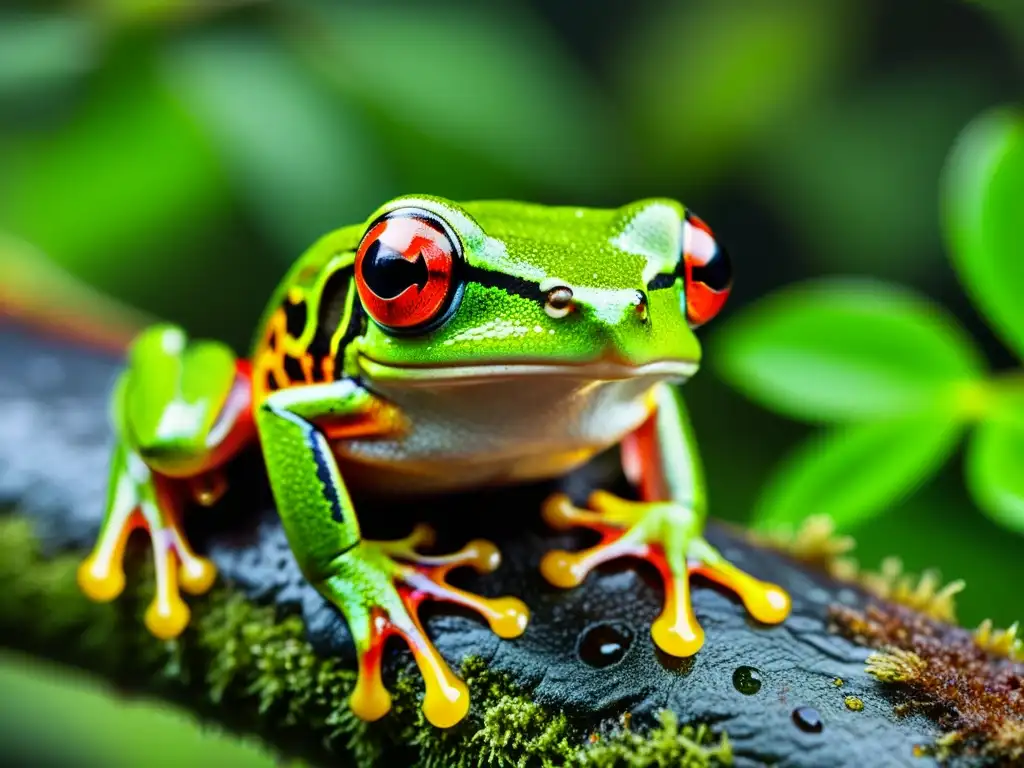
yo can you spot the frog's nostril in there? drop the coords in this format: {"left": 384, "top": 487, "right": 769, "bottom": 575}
{"left": 544, "top": 286, "right": 575, "bottom": 319}
{"left": 633, "top": 290, "right": 649, "bottom": 323}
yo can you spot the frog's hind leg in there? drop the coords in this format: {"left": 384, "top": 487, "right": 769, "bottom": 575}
{"left": 78, "top": 324, "right": 254, "bottom": 639}
{"left": 540, "top": 382, "right": 790, "bottom": 657}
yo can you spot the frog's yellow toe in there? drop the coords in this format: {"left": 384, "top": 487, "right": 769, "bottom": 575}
{"left": 692, "top": 561, "right": 792, "bottom": 626}
{"left": 539, "top": 549, "right": 586, "bottom": 588}
{"left": 77, "top": 557, "right": 126, "bottom": 602}
{"left": 649, "top": 568, "right": 705, "bottom": 657}
{"left": 144, "top": 596, "right": 191, "bottom": 640}
{"left": 178, "top": 557, "right": 217, "bottom": 595}
{"left": 350, "top": 671, "right": 392, "bottom": 722}
{"left": 652, "top": 612, "right": 705, "bottom": 657}
{"left": 746, "top": 583, "right": 791, "bottom": 625}
{"left": 410, "top": 636, "right": 471, "bottom": 728}
{"left": 422, "top": 673, "right": 470, "bottom": 729}
{"left": 486, "top": 597, "right": 530, "bottom": 639}
{"left": 461, "top": 539, "right": 502, "bottom": 573}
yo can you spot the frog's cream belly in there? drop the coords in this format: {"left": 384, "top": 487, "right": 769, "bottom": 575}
{"left": 333, "top": 372, "right": 667, "bottom": 496}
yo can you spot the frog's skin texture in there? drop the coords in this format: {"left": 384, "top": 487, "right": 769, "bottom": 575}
{"left": 76, "top": 195, "right": 791, "bottom": 728}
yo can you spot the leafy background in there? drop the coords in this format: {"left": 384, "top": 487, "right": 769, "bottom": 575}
{"left": 1, "top": 0, "right": 1022, "bottom": 765}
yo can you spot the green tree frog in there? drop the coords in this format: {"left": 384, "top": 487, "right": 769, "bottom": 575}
{"left": 76, "top": 195, "right": 791, "bottom": 728}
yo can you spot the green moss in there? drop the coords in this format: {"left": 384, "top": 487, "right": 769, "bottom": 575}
{"left": 577, "top": 711, "right": 732, "bottom": 768}
{"left": 0, "top": 515, "right": 732, "bottom": 767}
{"left": 399, "top": 656, "right": 575, "bottom": 768}
{"left": 0, "top": 517, "right": 129, "bottom": 673}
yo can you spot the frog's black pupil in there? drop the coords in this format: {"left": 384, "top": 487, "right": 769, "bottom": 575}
{"left": 691, "top": 243, "right": 732, "bottom": 292}
{"left": 362, "top": 238, "right": 430, "bottom": 299}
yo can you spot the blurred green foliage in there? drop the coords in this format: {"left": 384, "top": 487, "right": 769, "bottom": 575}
{"left": 715, "top": 107, "right": 1024, "bottom": 536}
{"left": 715, "top": 280, "right": 985, "bottom": 422}
{"left": 1, "top": 0, "right": 1022, "bottom": 765}
{"left": 0, "top": 652, "right": 274, "bottom": 767}
{"left": 944, "top": 108, "right": 1024, "bottom": 360}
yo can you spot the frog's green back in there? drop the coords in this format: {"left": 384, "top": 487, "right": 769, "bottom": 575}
{"left": 458, "top": 200, "right": 618, "bottom": 244}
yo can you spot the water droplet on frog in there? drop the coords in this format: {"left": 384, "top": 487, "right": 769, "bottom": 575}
{"left": 577, "top": 621, "right": 633, "bottom": 668}
{"left": 792, "top": 706, "right": 823, "bottom": 733}
{"left": 732, "top": 666, "right": 763, "bottom": 695}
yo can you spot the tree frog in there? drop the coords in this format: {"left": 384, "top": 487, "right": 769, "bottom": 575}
{"left": 76, "top": 195, "right": 791, "bottom": 728}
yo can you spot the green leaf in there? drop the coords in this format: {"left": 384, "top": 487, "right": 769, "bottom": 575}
{"left": 165, "top": 29, "right": 389, "bottom": 258}
{"left": 712, "top": 279, "right": 984, "bottom": 422}
{"left": 966, "top": 409, "right": 1024, "bottom": 535}
{"left": 752, "top": 416, "right": 963, "bottom": 531}
{"left": 295, "top": 1, "right": 621, "bottom": 195}
{"left": 943, "top": 107, "right": 1024, "bottom": 360}
{"left": 614, "top": 0, "right": 859, "bottom": 184}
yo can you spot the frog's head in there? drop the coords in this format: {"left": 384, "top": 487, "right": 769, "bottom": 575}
{"left": 351, "top": 195, "right": 732, "bottom": 385}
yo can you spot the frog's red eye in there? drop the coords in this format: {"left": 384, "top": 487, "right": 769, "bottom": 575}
{"left": 682, "top": 211, "right": 732, "bottom": 327}
{"left": 355, "top": 208, "right": 462, "bottom": 332}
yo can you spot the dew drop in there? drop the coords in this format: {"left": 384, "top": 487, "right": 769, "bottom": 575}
{"left": 792, "top": 706, "right": 823, "bottom": 733}
{"left": 732, "top": 666, "right": 763, "bottom": 695}
{"left": 577, "top": 621, "right": 634, "bottom": 668}
{"left": 844, "top": 696, "right": 864, "bottom": 712}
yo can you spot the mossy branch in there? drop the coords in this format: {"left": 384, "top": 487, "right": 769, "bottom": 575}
{"left": 4, "top": 322, "right": 1021, "bottom": 768}
{"left": 0, "top": 516, "right": 729, "bottom": 768}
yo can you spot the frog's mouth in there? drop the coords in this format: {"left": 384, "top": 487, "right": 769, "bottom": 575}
{"left": 356, "top": 355, "right": 698, "bottom": 386}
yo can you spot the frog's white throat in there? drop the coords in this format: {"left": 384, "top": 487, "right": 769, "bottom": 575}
{"left": 339, "top": 356, "right": 692, "bottom": 495}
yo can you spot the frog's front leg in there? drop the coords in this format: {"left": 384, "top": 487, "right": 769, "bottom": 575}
{"left": 78, "top": 325, "right": 254, "bottom": 638}
{"left": 540, "top": 382, "right": 790, "bottom": 656}
{"left": 256, "top": 381, "right": 529, "bottom": 728}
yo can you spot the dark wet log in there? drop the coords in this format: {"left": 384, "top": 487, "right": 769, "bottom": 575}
{"left": 1, "top": 323, "right": 1015, "bottom": 767}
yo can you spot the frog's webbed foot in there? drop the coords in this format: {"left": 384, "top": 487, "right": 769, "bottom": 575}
{"left": 77, "top": 462, "right": 217, "bottom": 639}
{"left": 321, "top": 525, "right": 529, "bottom": 728}
{"left": 540, "top": 491, "right": 790, "bottom": 657}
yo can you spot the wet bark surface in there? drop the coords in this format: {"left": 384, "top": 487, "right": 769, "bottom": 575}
{"left": 0, "top": 325, "right": 973, "bottom": 767}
